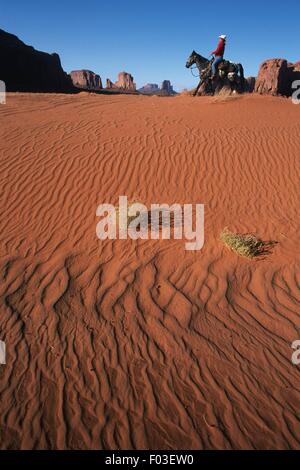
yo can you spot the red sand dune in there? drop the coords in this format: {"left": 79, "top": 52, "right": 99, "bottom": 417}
{"left": 0, "top": 92, "right": 299, "bottom": 449}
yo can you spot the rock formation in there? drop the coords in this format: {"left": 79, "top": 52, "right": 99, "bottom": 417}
{"left": 106, "top": 78, "right": 117, "bottom": 89}
{"left": 293, "top": 61, "right": 300, "bottom": 72}
{"left": 106, "top": 73, "right": 136, "bottom": 91}
{"left": 115, "top": 72, "right": 136, "bottom": 91}
{"left": 246, "top": 77, "right": 256, "bottom": 93}
{"left": 161, "top": 80, "right": 175, "bottom": 95}
{"left": 0, "top": 28, "right": 74, "bottom": 93}
{"left": 70, "top": 70, "right": 102, "bottom": 90}
{"left": 139, "top": 81, "right": 176, "bottom": 96}
{"left": 255, "top": 59, "right": 300, "bottom": 96}
{"left": 138, "top": 83, "right": 160, "bottom": 94}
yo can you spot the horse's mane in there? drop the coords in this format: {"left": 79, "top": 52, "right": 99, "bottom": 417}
{"left": 192, "top": 51, "right": 210, "bottom": 63}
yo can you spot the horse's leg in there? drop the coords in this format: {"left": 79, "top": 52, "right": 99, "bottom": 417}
{"left": 238, "top": 64, "right": 245, "bottom": 90}
{"left": 194, "top": 80, "right": 202, "bottom": 96}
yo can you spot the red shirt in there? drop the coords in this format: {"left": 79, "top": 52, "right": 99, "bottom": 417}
{"left": 211, "top": 39, "right": 225, "bottom": 57}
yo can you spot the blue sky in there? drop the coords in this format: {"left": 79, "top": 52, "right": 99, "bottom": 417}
{"left": 2, "top": 1, "right": 300, "bottom": 91}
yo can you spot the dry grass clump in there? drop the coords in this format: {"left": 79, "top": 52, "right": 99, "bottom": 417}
{"left": 220, "top": 228, "right": 264, "bottom": 258}
{"left": 180, "top": 88, "right": 196, "bottom": 96}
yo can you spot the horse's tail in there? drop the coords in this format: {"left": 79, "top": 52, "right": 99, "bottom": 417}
{"left": 238, "top": 63, "right": 245, "bottom": 84}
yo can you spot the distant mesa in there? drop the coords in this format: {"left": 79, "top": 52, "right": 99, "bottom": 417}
{"left": 70, "top": 70, "right": 102, "bottom": 90}
{"left": 138, "top": 83, "right": 160, "bottom": 94}
{"left": 160, "top": 80, "right": 176, "bottom": 95}
{"left": 106, "top": 72, "right": 136, "bottom": 92}
{"left": 0, "top": 28, "right": 74, "bottom": 93}
{"left": 116, "top": 71, "right": 136, "bottom": 91}
{"left": 255, "top": 59, "right": 300, "bottom": 96}
{"left": 138, "top": 80, "right": 177, "bottom": 96}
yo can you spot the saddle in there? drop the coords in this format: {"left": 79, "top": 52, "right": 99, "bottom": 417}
{"left": 207, "top": 59, "right": 236, "bottom": 80}
{"left": 218, "top": 60, "right": 235, "bottom": 72}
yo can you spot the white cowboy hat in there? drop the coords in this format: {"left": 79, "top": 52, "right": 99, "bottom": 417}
{"left": 219, "top": 35, "right": 227, "bottom": 40}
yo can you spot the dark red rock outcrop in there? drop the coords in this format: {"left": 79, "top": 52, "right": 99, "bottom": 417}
{"left": 255, "top": 59, "right": 300, "bottom": 96}
{"left": 293, "top": 61, "right": 300, "bottom": 72}
{"left": 0, "top": 29, "right": 74, "bottom": 93}
{"left": 70, "top": 70, "right": 102, "bottom": 90}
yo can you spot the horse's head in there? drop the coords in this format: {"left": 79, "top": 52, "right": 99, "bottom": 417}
{"left": 186, "top": 51, "right": 210, "bottom": 69}
{"left": 186, "top": 50, "right": 197, "bottom": 69}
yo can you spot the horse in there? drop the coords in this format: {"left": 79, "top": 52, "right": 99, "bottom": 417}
{"left": 186, "top": 50, "right": 245, "bottom": 96}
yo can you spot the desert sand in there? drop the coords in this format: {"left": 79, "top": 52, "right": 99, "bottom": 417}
{"left": 0, "top": 92, "right": 299, "bottom": 449}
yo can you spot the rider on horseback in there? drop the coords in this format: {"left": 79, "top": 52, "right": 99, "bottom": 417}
{"left": 211, "top": 35, "right": 227, "bottom": 79}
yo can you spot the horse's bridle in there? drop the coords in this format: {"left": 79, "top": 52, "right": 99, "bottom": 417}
{"left": 190, "top": 65, "right": 201, "bottom": 78}
{"left": 189, "top": 55, "right": 212, "bottom": 79}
